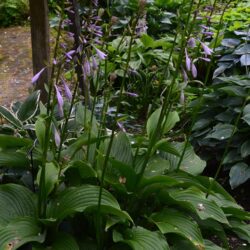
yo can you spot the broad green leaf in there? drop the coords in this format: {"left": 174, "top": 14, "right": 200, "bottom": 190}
{"left": 205, "top": 123, "right": 234, "bottom": 140}
{"left": 0, "top": 217, "right": 44, "bottom": 250}
{"left": 37, "top": 162, "right": 59, "bottom": 198}
{"left": 204, "top": 240, "right": 226, "bottom": 250}
{"left": 229, "top": 162, "right": 250, "bottom": 189}
{"left": 152, "top": 139, "right": 180, "bottom": 156}
{"left": 160, "top": 187, "right": 228, "bottom": 224}
{"left": 62, "top": 132, "right": 101, "bottom": 160}
{"left": 17, "top": 90, "right": 40, "bottom": 121}
{"left": 219, "top": 86, "right": 246, "bottom": 97}
{"left": 144, "top": 156, "right": 170, "bottom": 177}
{"left": 110, "top": 132, "right": 133, "bottom": 165}
{"left": 162, "top": 142, "right": 206, "bottom": 175}
{"left": 0, "top": 135, "right": 32, "bottom": 149}
{"left": 241, "top": 140, "right": 250, "bottom": 158}
{"left": 49, "top": 232, "right": 79, "bottom": 250}
{"left": 150, "top": 208, "right": 204, "bottom": 249}
{"left": 229, "top": 219, "right": 250, "bottom": 243}
{"left": 0, "top": 106, "right": 22, "bottom": 128}
{"left": 47, "top": 185, "right": 131, "bottom": 222}
{"left": 146, "top": 108, "right": 179, "bottom": 138}
{"left": 0, "top": 151, "right": 29, "bottom": 168}
{"left": 221, "top": 38, "right": 241, "bottom": 48}
{"left": 234, "top": 44, "right": 250, "bottom": 55}
{"left": 113, "top": 226, "right": 169, "bottom": 250}
{"left": 242, "top": 114, "right": 250, "bottom": 126}
{"left": 240, "top": 54, "right": 250, "bottom": 66}
{"left": 0, "top": 184, "right": 37, "bottom": 226}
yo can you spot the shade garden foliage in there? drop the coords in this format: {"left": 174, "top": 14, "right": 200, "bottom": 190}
{"left": 0, "top": 0, "right": 250, "bottom": 249}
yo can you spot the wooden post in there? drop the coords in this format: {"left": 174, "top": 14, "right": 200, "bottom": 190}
{"left": 29, "top": 0, "right": 50, "bottom": 102}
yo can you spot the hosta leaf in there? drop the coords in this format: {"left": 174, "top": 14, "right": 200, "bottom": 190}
{"left": 150, "top": 208, "right": 204, "bottom": 249}
{"left": 0, "top": 184, "right": 37, "bottom": 226}
{"left": 204, "top": 240, "right": 226, "bottom": 250}
{"left": 229, "top": 162, "right": 250, "bottom": 189}
{"left": 47, "top": 185, "right": 131, "bottom": 222}
{"left": 109, "top": 132, "right": 133, "bottom": 165}
{"left": 219, "top": 86, "right": 246, "bottom": 97}
{"left": 152, "top": 139, "right": 180, "bottom": 156}
{"left": 49, "top": 232, "right": 79, "bottom": 250}
{"left": 160, "top": 187, "right": 228, "bottom": 224}
{"left": 242, "top": 114, "right": 250, "bottom": 126}
{"left": 161, "top": 142, "right": 206, "bottom": 175}
{"left": 221, "top": 38, "right": 241, "bottom": 48}
{"left": 229, "top": 219, "right": 250, "bottom": 243}
{"left": 144, "top": 156, "right": 170, "bottom": 177}
{"left": 0, "top": 106, "right": 22, "bottom": 128}
{"left": 0, "top": 217, "right": 44, "bottom": 250}
{"left": 37, "top": 162, "right": 59, "bottom": 198}
{"left": 113, "top": 226, "right": 169, "bottom": 250}
{"left": 35, "top": 117, "right": 46, "bottom": 149}
{"left": 241, "top": 140, "right": 250, "bottom": 158}
{"left": 147, "top": 108, "right": 179, "bottom": 138}
{"left": 234, "top": 44, "right": 250, "bottom": 55}
{"left": 17, "top": 90, "right": 40, "bottom": 121}
{"left": 0, "top": 151, "right": 29, "bottom": 169}
{"left": 0, "top": 135, "right": 32, "bottom": 149}
{"left": 205, "top": 123, "right": 234, "bottom": 140}
{"left": 240, "top": 54, "right": 250, "bottom": 66}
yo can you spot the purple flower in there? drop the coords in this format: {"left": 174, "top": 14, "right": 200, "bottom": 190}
{"left": 117, "top": 122, "right": 126, "bottom": 132}
{"left": 53, "top": 58, "right": 57, "bottom": 65}
{"left": 92, "top": 56, "right": 98, "bottom": 70}
{"left": 55, "top": 85, "right": 64, "bottom": 117}
{"left": 83, "top": 58, "right": 91, "bottom": 76}
{"left": 92, "top": 0, "right": 98, "bottom": 7}
{"left": 125, "top": 92, "right": 139, "bottom": 97}
{"left": 62, "top": 79, "right": 72, "bottom": 101}
{"left": 185, "top": 49, "right": 191, "bottom": 71}
{"left": 202, "top": 31, "right": 214, "bottom": 37}
{"left": 65, "top": 50, "right": 75, "bottom": 60}
{"left": 54, "top": 127, "right": 61, "bottom": 147}
{"left": 191, "top": 63, "right": 197, "bottom": 78}
{"left": 94, "top": 47, "right": 107, "bottom": 60}
{"left": 182, "top": 68, "right": 188, "bottom": 84}
{"left": 201, "top": 42, "right": 213, "bottom": 56}
{"left": 187, "top": 37, "right": 196, "bottom": 48}
{"left": 32, "top": 67, "right": 45, "bottom": 84}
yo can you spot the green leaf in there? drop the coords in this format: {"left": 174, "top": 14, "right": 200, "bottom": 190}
{"left": 0, "top": 217, "right": 44, "bottom": 250}
{"left": 160, "top": 187, "right": 228, "bottom": 224}
{"left": 241, "top": 140, "right": 250, "bottom": 158}
{"left": 205, "top": 123, "right": 234, "bottom": 140}
{"left": 113, "top": 226, "right": 169, "bottom": 250}
{"left": 17, "top": 90, "right": 40, "bottom": 121}
{"left": 242, "top": 114, "right": 250, "bottom": 126}
{"left": 240, "top": 54, "right": 250, "bottom": 66}
{"left": 229, "top": 162, "right": 250, "bottom": 189}
{"left": 204, "top": 240, "right": 226, "bottom": 250}
{"left": 47, "top": 185, "right": 131, "bottom": 222}
{"left": 219, "top": 86, "right": 246, "bottom": 97}
{"left": 147, "top": 108, "right": 179, "bottom": 138}
{"left": 0, "top": 184, "right": 37, "bottom": 226}
{"left": 229, "top": 219, "right": 250, "bottom": 243}
{"left": 162, "top": 142, "right": 206, "bottom": 175}
{"left": 141, "top": 34, "right": 155, "bottom": 48}
{"left": 0, "top": 151, "right": 29, "bottom": 169}
{"left": 234, "top": 44, "right": 250, "bottom": 55}
{"left": 144, "top": 156, "right": 170, "bottom": 177}
{"left": 0, "top": 106, "right": 22, "bottom": 128}
{"left": 150, "top": 208, "right": 204, "bottom": 249}
{"left": 152, "top": 139, "right": 180, "bottom": 156}
{"left": 0, "top": 135, "right": 32, "bottom": 149}
{"left": 49, "top": 232, "right": 79, "bottom": 250}
{"left": 37, "top": 162, "right": 59, "bottom": 198}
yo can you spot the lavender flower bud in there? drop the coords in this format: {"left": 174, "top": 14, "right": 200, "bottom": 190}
{"left": 54, "top": 127, "right": 61, "bottom": 147}
{"left": 62, "top": 79, "right": 72, "bottom": 101}
{"left": 55, "top": 85, "right": 64, "bottom": 117}
{"left": 32, "top": 67, "right": 45, "bottom": 84}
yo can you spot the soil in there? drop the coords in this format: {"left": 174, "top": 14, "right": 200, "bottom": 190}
{"left": 0, "top": 26, "right": 32, "bottom": 106}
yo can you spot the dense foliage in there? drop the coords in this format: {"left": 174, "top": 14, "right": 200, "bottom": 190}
{"left": 0, "top": 0, "right": 250, "bottom": 249}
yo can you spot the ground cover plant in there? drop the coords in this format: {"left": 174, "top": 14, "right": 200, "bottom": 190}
{"left": 0, "top": 0, "right": 250, "bottom": 249}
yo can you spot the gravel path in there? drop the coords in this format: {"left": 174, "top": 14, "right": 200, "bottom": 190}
{"left": 0, "top": 26, "right": 32, "bottom": 106}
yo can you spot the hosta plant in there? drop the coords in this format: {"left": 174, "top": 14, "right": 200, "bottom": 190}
{"left": 0, "top": 93, "right": 249, "bottom": 249}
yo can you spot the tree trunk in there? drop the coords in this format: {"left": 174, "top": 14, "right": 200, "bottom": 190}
{"left": 29, "top": 0, "right": 50, "bottom": 103}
